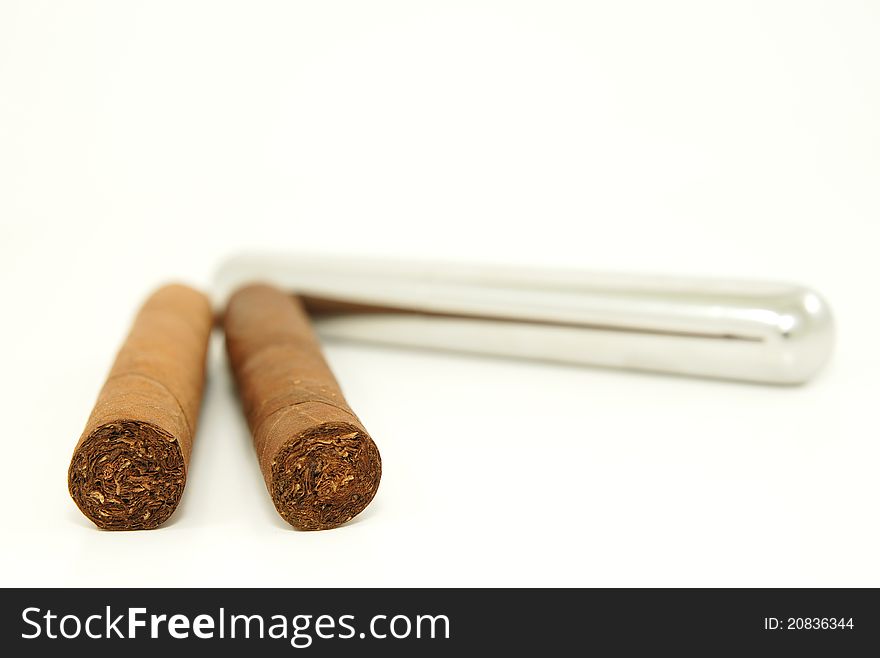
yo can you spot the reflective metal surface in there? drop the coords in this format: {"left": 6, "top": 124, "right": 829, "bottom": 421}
{"left": 215, "top": 253, "right": 834, "bottom": 384}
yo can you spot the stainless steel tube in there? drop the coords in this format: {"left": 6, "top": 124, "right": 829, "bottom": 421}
{"left": 214, "top": 253, "right": 834, "bottom": 384}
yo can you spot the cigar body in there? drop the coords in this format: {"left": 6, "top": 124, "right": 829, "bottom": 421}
{"left": 215, "top": 253, "right": 834, "bottom": 384}
{"left": 224, "top": 284, "right": 381, "bottom": 530}
{"left": 68, "top": 284, "right": 213, "bottom": 530}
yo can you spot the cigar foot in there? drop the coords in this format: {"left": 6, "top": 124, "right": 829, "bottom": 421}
{"left": 68, "top": 421, "right": 186, "bottom": 530}
{"left": 269, "top": 422, "right": 381, "bottom": 531}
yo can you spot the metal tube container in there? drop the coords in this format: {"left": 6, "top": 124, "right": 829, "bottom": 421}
{"left": 214, "top": 253, "right": 834, "bottom": 384}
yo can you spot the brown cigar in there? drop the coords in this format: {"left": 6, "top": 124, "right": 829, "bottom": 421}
{"left": 68, "top": 284, "right": 213, "bottom": 530}
{"left": 224, "top": 283, "right": 381, "bottom": 530}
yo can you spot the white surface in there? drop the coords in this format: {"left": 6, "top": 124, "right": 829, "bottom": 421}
{"left": 1, "top": 1, "right": 878, "bottom": 587}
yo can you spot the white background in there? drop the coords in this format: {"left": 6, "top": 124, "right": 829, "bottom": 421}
{"left": 1, "top": 1, "right": 878, "bottom": 587}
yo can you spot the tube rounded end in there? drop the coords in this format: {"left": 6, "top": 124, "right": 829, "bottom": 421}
{"left": 766, "top": 287, "right": 835, "bottom": 384}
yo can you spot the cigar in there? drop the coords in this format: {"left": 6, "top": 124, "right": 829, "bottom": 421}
{"left": 223, "top": 283, "right": 381, "bottom": 530}
{"left": 68, "top": 284, "right": 213, "bottom": 530}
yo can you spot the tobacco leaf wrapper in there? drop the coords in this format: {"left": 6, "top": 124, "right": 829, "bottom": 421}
{"left": 224, "top": 283, "right": 381, "bottom": 530}
{"left": 68, "top": 284, "right": 212, "bottom": 530}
